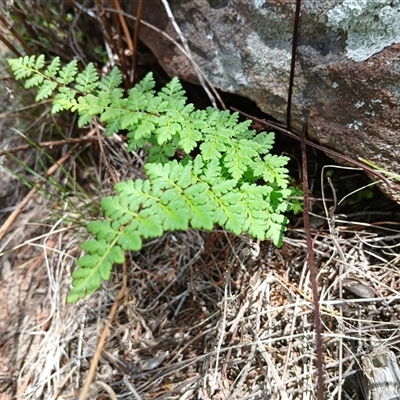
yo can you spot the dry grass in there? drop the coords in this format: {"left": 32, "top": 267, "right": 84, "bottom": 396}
{"left": 1, "top": 2, "right": 400, "bottom": 399}
{"left": 2, "top": 120, "right": 400, "bottom": 399}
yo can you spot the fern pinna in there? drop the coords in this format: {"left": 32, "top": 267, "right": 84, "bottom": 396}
{"left": 9, "top": 55, "right": 299, "bottom": 302}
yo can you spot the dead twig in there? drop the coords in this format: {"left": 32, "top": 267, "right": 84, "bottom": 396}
{"left": 0, "top": 128, "right": 96, "bottom": 243}
{"left": 0, "top": 136, "right": 98, "bottom": 157}
{"left": 78, "top": 261, "right": 128, "bottom": 400}
{"left": 232, "top": 108, "right": 400, "bottom": 192}
{"left": 0, "top": 13, "right": 33, "bottom": 56}
{"left": 131, "top": 0, "right": 144, "bottom": 84}
{"left": 300, "top": 124, "right": 325, "bottom": 400}
{"left": 100, "top": 6, "right": 225, "bottom": 109}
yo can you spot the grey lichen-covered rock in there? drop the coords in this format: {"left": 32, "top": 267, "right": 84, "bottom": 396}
{"left": 327, "top": 0, "right": 400, "bottom": 61}
{"left": 127, "top": 0, "right": 400, "bottom": 202}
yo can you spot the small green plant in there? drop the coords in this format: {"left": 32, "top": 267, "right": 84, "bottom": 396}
{"left": 9, "top": 55, "right": 300, "bottom": 302}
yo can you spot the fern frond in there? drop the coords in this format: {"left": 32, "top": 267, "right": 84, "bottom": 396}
{"left": 253, "top": 154, "right": 290, "bottom": 188}
{"left": 44, "top": 56, "right": 61, "bottom": 78}
{"left": 253, "top": 131, "right": 275, "bottom": 154}
{"left": 8, "top": 54, "right": 301, "bottom": 303}
{"left": 224, "top": 139, "right": 260, "bottom": 180}
{"left": 35, "top": 54, "right": 45, "bottom": 70}
{"left": 159, "top": 76, "right": 185, "bottom": 100}
{"left": 8, "top": 55, "right": 36, "bottom": 80}
{"left": 147, "top": 141, "right": 177, "bottom": 163}
{"left": 57, "top": 59, "right": 78, "bottom": 85}
{"left": 135, "top": 72, "right": 156, "bottom": 93}
{"left": 67, "top": 235, "right": 124, "bottom": 302}
{"left": 74, "top": 63, "right": 99, "bottom": 93}
{"left": 98, "top": 67, "right": 123, "bottom": 92}
{"left": 36, "top": 80, "right": 57, "bottom": 101}
{"left": 25, "top": 74, "right": 44, "bottom": 89}
{"left": 155, "top": 117, "right": 181, "bottom": 145}
{"left": 52, "top": 87, "right": 77, "bottom": 113}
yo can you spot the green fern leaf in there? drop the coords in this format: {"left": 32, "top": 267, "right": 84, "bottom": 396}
{"left": 178, "top": 123, "right": 202, "bottom": 153}
{"left": 36, "top": 80, "right": 57, "bottom": 101}
{"left": 115, "top": 179, "right": 154, "bottom": 209}
{"left": 215, "top": 192, "right": 246, "bottom": 235}
{"left": 184, "top": 183, "right": 216, "bottom": 229}
{"left": 87, "top": 220, "right": 120, "bottom": 242}
{"left": 77, "top": 113, "right": 92, "bottom": 127}
{"left": 147, "top": 141, "right": 177, "bottom": 162}
{"left": 145, "top": 161, "right": 181, "bottom": 190}
{"left": 224, "top": 139, "right": 260, "bottom": 180}
{"left": 56, "top": 59, "right": 78, "bottom": 85}
{"left": 8, "top": 56, "right": 36, "bottom": 80}
{"left": 268, "top": 188, "right": 291, "bottom": 213}
{"left": 106, "top": 245, "right": 124, "bottom": 266}
{"left": 266, "top": 213, "right": 288, "bottom": 247}
{"left": 155, "top": 117, "right": 180, "bottom": 145}
{"left": 244, "top": 210, "right": 269, "bottom": 240}
{"left": 240, "top": 183, "right": 271, "bottom": 208}
{"left": 98, "top": 67, "right": 122, "bottom": 91}
{"left": 101, "top": 90, "right": 125, "bottom": 135}
{"left": 200, "top": 158, "right": 221, "bottom": 183}
{"left": 127, "top": 88, "right": 150, "bottom": 111}
{"left": 117, "top": 225, "right": 143, "bottom": 251}
{"left": 69, "top": 260, "right": 102, "bottom": 300}
{"left": 105, "top": 119, "right": 120, "bottom": 136}
{"left": 101, "top": 196, "right": 137, "bottom": 225}
{"left": 81, "top": 239, "right": 107, "bottom": 256}
{"left": 253, "top": 154, "right": 290, "bottom": 188}
{"left": 75, "top": 63, "right": 99, "bottom": 92}
{"left": 161, "top": 203, "right": 190, "bottom": 230}
{"left": 74, "top": 93, "right": 104, "bottom": 116}
{"left": 120, "top": 110, "right": 143, "bottom": 129}
{"left": 159, "top": 76, "right": 185, "bottom": 99}
{"left": 8, "top": 55, "right": 299, "bottom": 302}
{"left": 25, "top": 74, "right": 44, "bottom": 89}
{"left": 52, "top": 87, "right": 77, "bottom": 112}
{"left": 127, "top": 114, "right": 157, "bottom": 140}
{"left": 253, "top": 132, "right": 275, "bottom": 154}
{"left": 44, "top": 56, "right": 61, "bottom": 78}
{"left": 200, "top": 126, "right": 232, "bottom": 161}
{"left": 146, "top": 95, "right": 168, "bottom": 114}
{"left": 165, "top": 99, "right": 192, "bottom": 121}
{"left": 137, "top": 212, "right": 164, "bottom": 238}
{"left": 135, "top": 72, "right": 156, "bottom": 93}
{"left": 211, "top": 178, "right": 238, "bottom": 196}
{"left": 76, "top": 254, "right": 102, "bottom": 269}
{"left": 35, "top": 54, "right": 45, "bottom": 70}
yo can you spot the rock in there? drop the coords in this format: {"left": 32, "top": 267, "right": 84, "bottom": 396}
{"left": 126, "top": 0, "right": 400, "bottom": 202}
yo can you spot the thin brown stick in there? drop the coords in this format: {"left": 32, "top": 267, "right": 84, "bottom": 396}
{"left": 93, "top": 0, "right": 128, "bottom": 83}
{"left": 101, "top": 7, "right": 226, "bottom": 109}
{"left": 0, "top": 99, "right": 53, "bottom": 119}
{"left": 286, "top": 0, "right": 301, "bottom": 130}
{"left": 112, "top": 0, "right": 134, "bottom": 53}
{"left": 78, "top": 261, "right": 128, "bottom": 400}
{"left": 12, "top": 2, "right": 41, "bottom": 45}
{"left": 300, "top": 124, "right": 325, "bottom": 400}
{"left": 0, "top": 31, "right": 22, "bottom": 57}
{"left": 0, "top": 129, "right": 96, "bottom": 243}
{"left": 112, "top": 0, "right": 136, "bottom": 85}
{"left": 232, "top": 107, "right": 400, "bottom": 191}
{"left": 0, "top": 136, "right": 98, "bottom": 157}
{"left": 0, "top": 13, "right": 33, "bottom": 56}
{"left": 132, "top": 0, "right": 144, "bottom": 84}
